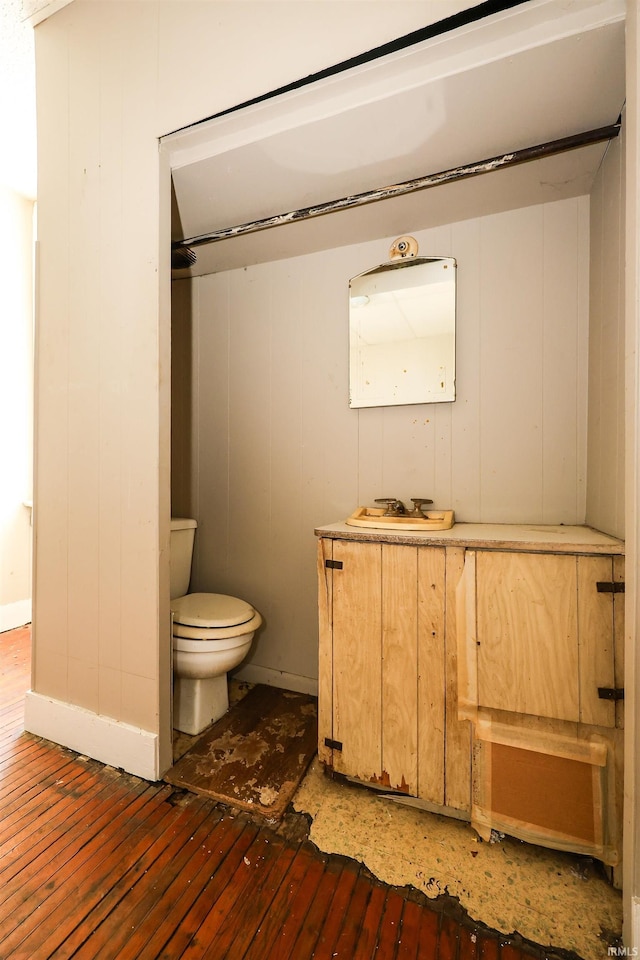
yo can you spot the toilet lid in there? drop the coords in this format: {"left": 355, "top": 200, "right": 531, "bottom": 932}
{"left": 171, "top": 592, "right": 255, "bottom": 628}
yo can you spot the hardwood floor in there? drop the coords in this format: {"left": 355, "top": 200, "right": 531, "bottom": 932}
{"left": 0, "top": 626, "right": 565, "bottom": 959}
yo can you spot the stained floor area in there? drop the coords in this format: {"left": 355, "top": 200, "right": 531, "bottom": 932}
{"left": 294, "top": 759, "right": 622, "bottom": 960}
{"left": 166, "top": 684, "right": 317, "bottom": 819}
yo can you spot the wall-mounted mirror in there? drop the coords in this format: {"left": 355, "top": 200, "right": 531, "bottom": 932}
{"left": 349, "top": 255, "right": 456, "bottom": 408}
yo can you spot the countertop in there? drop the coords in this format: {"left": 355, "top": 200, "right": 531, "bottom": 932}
{"left": 314, "top": 521, "right": 625, "bottom": 554}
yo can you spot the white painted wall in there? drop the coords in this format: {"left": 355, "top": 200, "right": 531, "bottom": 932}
{"left": 0, "top": 186, "right": 33, "bottom": 634}
{"left": 587, "top": 125, "right": 626, "bottom": 539}
{"left": 29, "top": 0, "right": 474, "bottom": 777}
{"left": 171, "top": 196, "right": 590, "bottom": 687}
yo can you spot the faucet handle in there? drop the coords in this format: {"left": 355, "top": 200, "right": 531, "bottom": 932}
{"left": 410, "top": 498, "right": 433, "bottom": 516}
{"left": 374, "top": 498, "right": 406, "bottom": 516}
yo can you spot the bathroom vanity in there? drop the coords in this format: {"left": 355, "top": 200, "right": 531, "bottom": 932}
{"left": 315, "top": 522, "right": 624, "bottom": 870}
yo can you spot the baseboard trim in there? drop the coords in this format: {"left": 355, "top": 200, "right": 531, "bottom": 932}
{"left": 0, "top": 599, "right": 31, "bottom": 634}
{"left": 24, "top": 691, "right": 159, "bottom": 781}
{"left": 232, "top": 663, "right": 318, "bottom": 697}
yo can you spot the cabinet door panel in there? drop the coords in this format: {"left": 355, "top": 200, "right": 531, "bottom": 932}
{"left": 417, "top": 546, "right": 446, "bottom": 805}
{"left": 332, "top": 540, "right": 382, "bottom": 781}
{"left": 445, "top": 546, "right": 471, "bottom": 810}
{"left": 382, "top": 544, "right": 418, "bottom": 793}
{"left": 476, "top": 552, "right": 579, "bottom": 722}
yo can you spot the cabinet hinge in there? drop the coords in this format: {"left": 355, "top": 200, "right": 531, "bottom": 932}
{"left": 596, "top": 581, "right": 625, "bottom": 593}
{"left": 324, "top": 737, "right": 343, "bottom": 751}
{"left": 597, "top": 687, "right": 625, "bottom": 701}
{"left": 325, "top": 560, "right": 343, "bottom": 570}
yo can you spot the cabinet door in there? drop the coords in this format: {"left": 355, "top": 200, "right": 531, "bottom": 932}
{"left": 473, "top": 551, "right": 617, "bottom": 725}
{"left": 381, "top": 543, "right": 419, "bottom": 793}
{"left": 331, "top": 539, "right": 383, "bottom": 783}
{"left": 476, "top": 551, "right": 580, "bottom": 721}
{"left": 319, "top": 539, "right": 446, "bottom": 798}
{"left": 381, "top": 543, "right": 446, "bottom": 802}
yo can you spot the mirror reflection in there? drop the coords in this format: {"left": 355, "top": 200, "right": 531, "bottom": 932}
{"left": 349, "top": 256, "right": 456, "bottom": 408}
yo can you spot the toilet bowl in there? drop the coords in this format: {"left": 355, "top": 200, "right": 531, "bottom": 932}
{"left": 170, "top": 520, "right": 262, "bottom": 735}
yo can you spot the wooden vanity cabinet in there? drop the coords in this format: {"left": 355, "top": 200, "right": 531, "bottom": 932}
{"left": 317, "top": 522, "right": 624, "bottom": 868}
{"left": 317, "top": 536, "right": 471, "bottom": 814}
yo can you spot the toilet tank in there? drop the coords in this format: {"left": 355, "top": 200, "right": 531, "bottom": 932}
{"left": 170, "top": 518, "right": 197, "bottom": 600}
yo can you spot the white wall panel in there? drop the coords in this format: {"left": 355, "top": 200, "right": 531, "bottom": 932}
{"left": 34, "top": 2, "right": 167, "bottom": 740}
{"left": 587, "top": 130, "right": 625, "bottom": 538}
{"left": 542, "top": 198, "right": 590, "bottom": 525}
{"left": 66, "top": 33, "right": 101, "bottom": 709}
{"left": 175, "top": 196, "right": 591, "bottom": 685}
{"left": 478, "top": 206, "right": 545, "bottom": 521}
{"left": 449, "top": 217, "right": 482, "bottom": 519}
{"left": 32, "top": 12, "right": 70, "bottom": 703}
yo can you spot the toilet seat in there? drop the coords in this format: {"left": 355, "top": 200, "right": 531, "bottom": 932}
{"left": 171, "top": 592, "right": 254, "bottom": 628}
{"left": 171, "top": 592, "right": 262, "bottom": 641}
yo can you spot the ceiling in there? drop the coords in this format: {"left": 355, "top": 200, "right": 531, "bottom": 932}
{"left": 168, "top": 0, "right": 626, "bottom": 278}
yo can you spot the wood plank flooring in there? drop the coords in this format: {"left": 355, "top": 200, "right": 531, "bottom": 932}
{"left": 0, "top": 626, "right": 569, "bottom": 959}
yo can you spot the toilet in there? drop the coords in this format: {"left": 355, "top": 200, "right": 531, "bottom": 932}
{"left": 170, "top": 518, "right": 262, "bottom": 735}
